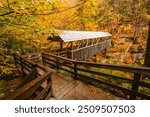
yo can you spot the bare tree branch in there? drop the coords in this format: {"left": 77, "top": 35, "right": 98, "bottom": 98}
{"left": 0, "top": 0, "right": 87, "bottom": 17}
{"left": 30, "top": 1, "right": 87, "bottom": 16}
{"left": 0, "top": 11, "right": 14, "bottom": 16}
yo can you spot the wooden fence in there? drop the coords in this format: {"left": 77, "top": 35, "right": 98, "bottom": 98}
{"left": 42, "top": 52, "right": 150, "bottom": 100}
{"left": 5, "top": 53, "right": 52, "bottom": 100}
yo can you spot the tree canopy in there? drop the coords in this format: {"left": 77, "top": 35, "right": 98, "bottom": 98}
{"left": 0, "top": 0, "right": 150, "bottom": 75}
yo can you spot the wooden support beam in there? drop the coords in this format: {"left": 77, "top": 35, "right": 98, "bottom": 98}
{"left": 94, "top": 38, "right": 97, "bottom": 44}
{"left": 60, "top": 42, "right": 63, "bottom": 51}
{"left": 75, "top": 41, "right": 80, "bottom": 49}
{"left": 85, "top": 39, "right": 89, "bottom": 46}
{"left": 96, "top": 38, "right": 99, "bottom": 44}
{"left": 81, "top": 40, "right": 84, "bottom": 48}
{"left": 92, "top": 39, "right": 95, "bottom": 45}
{"left": 98, "top": 38, "right": 102, "bottom": 43}
{"left": 77, "top": 40, "right": 83, "bottom": 49}
{"left": 66, "top": 42, "right": 70, "bottom": 50}
{"left": 88, "top": 39, "right": 92, "bottom": 45}
{"left": 73, "top": 41, "right": 79, "bottom": 50}
{"left": 71, "top": 42, "right": 73, "bottom": 50}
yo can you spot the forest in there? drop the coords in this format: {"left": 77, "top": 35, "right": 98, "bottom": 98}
{"left": 0, "top": 0, "right": 150, "bottom": 99}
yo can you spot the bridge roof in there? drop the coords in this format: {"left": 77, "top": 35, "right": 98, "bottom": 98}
{"left": 49, "top": 30, "right": 112, "bottom": 42}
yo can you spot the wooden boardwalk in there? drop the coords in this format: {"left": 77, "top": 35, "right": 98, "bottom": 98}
{"left": 50, "top": 72, "right": 120, "bottom": 100}
{"left": 5, "top": 53, "right": 150, "bottom": 100}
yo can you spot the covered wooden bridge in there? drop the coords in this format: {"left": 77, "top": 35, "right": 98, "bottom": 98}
{"left": 48, "top": 30, "right": 112, "bottom": 61}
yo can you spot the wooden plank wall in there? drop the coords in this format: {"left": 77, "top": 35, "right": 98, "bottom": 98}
{"left": 71, "top": 39, "right": 111, "bottom": 61}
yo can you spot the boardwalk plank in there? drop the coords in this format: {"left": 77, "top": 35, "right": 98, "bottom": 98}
{"left": 50, "top": 72, "right": 121, "bottom": 100}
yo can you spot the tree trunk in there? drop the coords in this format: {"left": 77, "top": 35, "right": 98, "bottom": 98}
{"left": 144, "top": 22, "right": 150, "bottom": 67}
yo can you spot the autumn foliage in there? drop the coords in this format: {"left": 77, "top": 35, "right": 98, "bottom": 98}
{"left": 0, "top": 0, "right": 150, "bottom": 76}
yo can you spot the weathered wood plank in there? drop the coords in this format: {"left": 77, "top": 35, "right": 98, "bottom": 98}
{"left": 43, "top": 51, "right": 150, "bottom": 99}
{"left": 77, "top": 73, "right": 150, "bottom": 99}
{"left": 43, "top": 52, "right": 150, "bottom": 76}
{"left": 34, "top": 82, "right": 52, "bottom": 100}
{"left": 5, "top": 53, "right": 52, "bottom": 100}
{"left": 130, "top": 73, "right": 141, "bottom": 100}
{"left": 70, "top": 39, "right": 111, "bottom": 61}
{"left": 5, "top": 72, "right": 51, "bottom": 100}
{"left": 76, "top": 61, "right": 150, "bottom": 76}
{"left": 16, "top": 67, "right": 37, "bottom": 89}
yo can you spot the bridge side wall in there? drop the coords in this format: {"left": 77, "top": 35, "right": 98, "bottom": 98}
{"left": 71, "top": 39, "right": 111, "bottom": 61}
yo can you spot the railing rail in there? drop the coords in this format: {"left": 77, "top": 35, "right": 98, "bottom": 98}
{"left": 5, "top": 52, "right": 150, "bottom": 100}
{"left": 5, "top": 71, "right": 52, "bottom": 100}
{"left": 42, "top": 52, "right": 150, "bottom": 100}
{"left": 5, "top": 53, "right": 52, "bottom": 100}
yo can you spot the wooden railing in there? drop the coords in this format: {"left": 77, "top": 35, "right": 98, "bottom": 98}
{"left": 22, "top": 53, "right": 41, "bottom": 63}
{"left": 42, "top": 52, "right": 150, "bottom": 100}
{"left": 70, "top": 40, "right": 111, "bottom": 61}
{"left": 5, "top": 53, "right": 52, "bottom": 100}
{"left": 50, "top": 39, "right": 111, "bottom": 61}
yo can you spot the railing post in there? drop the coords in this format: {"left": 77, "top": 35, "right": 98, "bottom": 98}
{"left": 130, "top": 73, "right": 141, "bottom": 100}
{"left": 74, "top": 61, "right": 77, "bottom": 80}
{"left": 42, "top": 52, "right": 45, "bottom": 65}
{"left": 33, "top": 63, "right": 37, "bottom": 78}
{"left": 67, "top": 51, "right": 70, "bottom": 59}
{"left": 20, "top": 57, "right": 25, "bottom": 76}
{"left": 56, "top": 53, "right": 59, "bottom": 70}
{"left": 13, "top": 53, "right": 20, "bottom": 73}
{"left": 56, "top": 59, "right": 59, "bottom": 70}
{"left": 71, "top": 52, "right": 73, "bottom": 59}
{"left": 46, "top": 74, "right": 53, "bottom": 99}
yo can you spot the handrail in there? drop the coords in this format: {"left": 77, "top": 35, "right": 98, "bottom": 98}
{"left": 16, "top": 67, "right": 37, "bottom": 89}
{"left": 42, "top": 52, "right": 150, "bottom": 75}
{"left": 5, "top": 71, "right": 51, "bottom": 100}
{"left": 76, "top": 61, "right": 150, "bottom": 76}
{"left": 42, "top": 52, "right": 150, "bottom": 100}
{"left": 42, "top": 52, "right": 75, "bottom": 62}
{"left": 6, "top": 52, "right": 150, "bottom": 100}
{"left": 5, "top": 53, "right": 52, "bottom": 100}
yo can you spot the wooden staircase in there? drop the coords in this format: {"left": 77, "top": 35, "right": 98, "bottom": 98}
{"left": 4, "top": 52, "right": 150, "bottom": 100}
{"left": 5, "top": 53, "right": 52, "bottom": 100}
